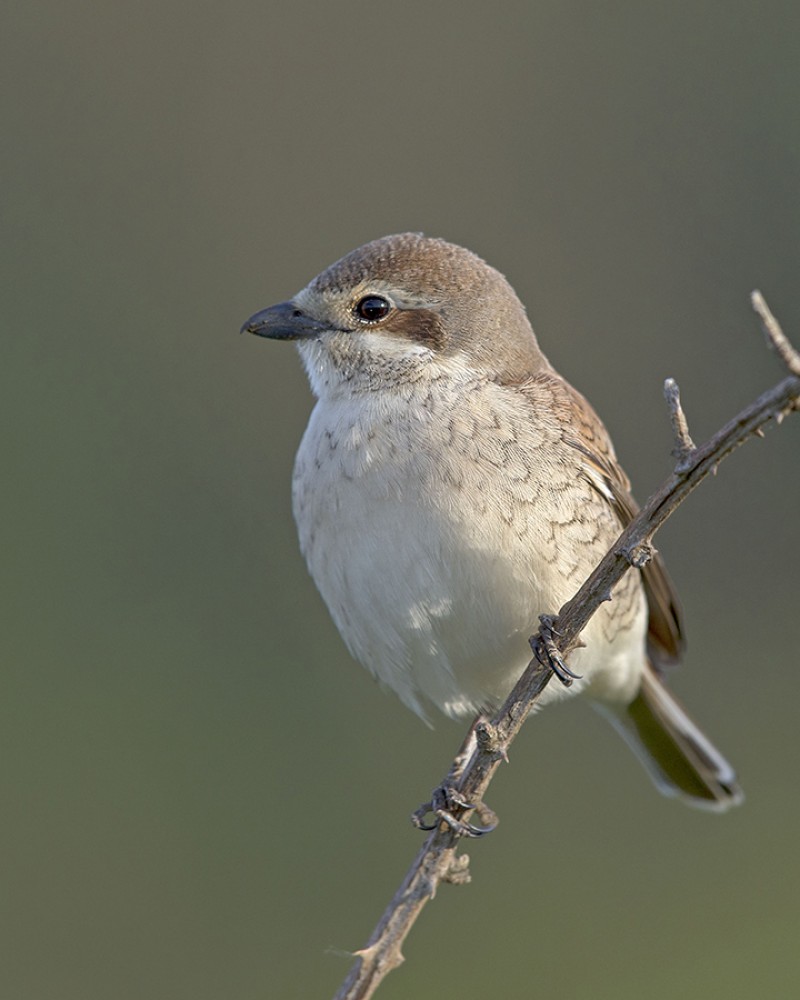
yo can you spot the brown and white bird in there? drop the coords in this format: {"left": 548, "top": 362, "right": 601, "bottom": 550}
{"left": 242, "top": 233, "right": 742, "bottom": 810}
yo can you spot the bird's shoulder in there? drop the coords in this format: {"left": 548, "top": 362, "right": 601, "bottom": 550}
{"left": 501, "top": 370, "right": 624, "bottom": 480}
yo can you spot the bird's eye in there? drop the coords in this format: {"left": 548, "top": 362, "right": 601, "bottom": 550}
{"left": 354, "top": 295, "right": 392, "bottom": 323}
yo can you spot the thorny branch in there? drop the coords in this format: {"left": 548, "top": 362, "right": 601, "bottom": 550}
{"left": 333, "top": 294, "right": 800, "bottom": 1000}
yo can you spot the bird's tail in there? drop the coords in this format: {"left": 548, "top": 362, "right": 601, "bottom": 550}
{"left": 598, "top": 662, "right": 743, "bottom": 811}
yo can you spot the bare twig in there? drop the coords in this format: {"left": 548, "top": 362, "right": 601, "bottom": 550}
{"left": 752, "top": 291, "right": 800, "bottom": 377}
{"left": 333, "top": 296, "right": 800, "bottom": 1000}
{"left": 664, "top": 377, "right": 696, "bottom": 470}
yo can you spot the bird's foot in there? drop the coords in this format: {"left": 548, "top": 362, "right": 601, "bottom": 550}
{"left": 533, "top": 614, "right": 582, "bottom": 687}
{"left": 411, "top": 784, "right": 498, "bottom": 839}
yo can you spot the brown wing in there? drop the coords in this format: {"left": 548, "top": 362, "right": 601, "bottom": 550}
{"left": 524, "top": 373, "right": 685, "bottom": 674}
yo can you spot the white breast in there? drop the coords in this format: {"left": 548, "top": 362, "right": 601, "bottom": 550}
{"left": 291, "top": 378, "right": 646, "bottom": 721}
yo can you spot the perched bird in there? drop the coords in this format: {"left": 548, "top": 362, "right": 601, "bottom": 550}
{"left": 242, "top": 233, "right": 742, "bottom": 810}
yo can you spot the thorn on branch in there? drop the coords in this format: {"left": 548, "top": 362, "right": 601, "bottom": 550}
{"left": 664, "top": 378, "right": 696, "bottom": 471}
{"left": 475, "top": 720, "right": 509, "bottom": 762}
{"left": 751, "top": 291, "right": 800, "bottom": 377}
{"left": 621, "top": 540, "right": 655, "bottom": 569}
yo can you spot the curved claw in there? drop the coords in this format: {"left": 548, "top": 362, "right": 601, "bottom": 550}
{"left": 411, "top": 805, "right": 439, "bottom": 831}
{"left": 534, "top": 616, "right": 582, "bottom": 687}
{"left": 437, "top": 809, "right": 496, "bottom": 838}
{"left": 411, "top": 787, "right": 499, "bottom": 839}
{"left": 548, "top": 650, "right": 582, "bottom": 684}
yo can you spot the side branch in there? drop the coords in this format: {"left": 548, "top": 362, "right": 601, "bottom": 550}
{"left": 752, "top": 291, "right": 800, "bottom": 376}
{"left": 334, "top": 297, "right": 800, "bottom": 1000}
{"left": 664, "top": 377, "right": 696, "bottom": 470}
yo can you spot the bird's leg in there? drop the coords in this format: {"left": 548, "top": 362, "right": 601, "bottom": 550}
{"left": 411, "top": 715, "right": 500, "bottom": 838}
{"left": 533, "top": 614, "right": 582, "bottom": 686}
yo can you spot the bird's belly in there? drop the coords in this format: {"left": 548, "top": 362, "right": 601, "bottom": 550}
{"left": 297, "top": 482, "right": 537, "bottom": 718}
{"left": 292, "top": 398, "right": 646, "bottom": 720}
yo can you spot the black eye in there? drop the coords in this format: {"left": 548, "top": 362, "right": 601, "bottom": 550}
{"left": 355, "top": 295, "right": 392, "bottom": 323}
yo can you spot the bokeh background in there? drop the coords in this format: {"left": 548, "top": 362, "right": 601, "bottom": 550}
{"left": 3, "top": 2, "right": 799, "bottom": 998}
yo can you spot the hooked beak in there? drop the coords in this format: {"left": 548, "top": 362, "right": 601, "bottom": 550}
{"left": 240, "top": 301, "right": 328, "bottom": 341}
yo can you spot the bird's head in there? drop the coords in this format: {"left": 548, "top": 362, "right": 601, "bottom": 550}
{"left": 241, "top": 233, "right": 549, "bottom": 396}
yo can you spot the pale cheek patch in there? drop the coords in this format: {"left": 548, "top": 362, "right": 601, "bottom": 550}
{"left": 362, "top": 331, "right": 435, "bottom": 362}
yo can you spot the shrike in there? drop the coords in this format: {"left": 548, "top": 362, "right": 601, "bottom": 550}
{"left": 242, "top": 233, "right": 741, "bottom": 810}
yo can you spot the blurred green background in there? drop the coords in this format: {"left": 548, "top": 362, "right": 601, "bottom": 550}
{"left": 3, "top": 2, "right": 799, "bottom": 998}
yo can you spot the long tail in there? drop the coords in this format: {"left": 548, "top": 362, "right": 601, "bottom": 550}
{"left": 599, "top": 662, "right": 744, "bottom": 811}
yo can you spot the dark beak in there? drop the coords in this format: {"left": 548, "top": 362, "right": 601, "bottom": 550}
{"left": 240, "top": 301, "right": 328, "bottom": 341}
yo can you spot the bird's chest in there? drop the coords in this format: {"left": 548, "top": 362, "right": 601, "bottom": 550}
{"left": 291, "top": 386, "right": 534, "bottom": 560}
{"left": 292, "top": 393, "right": 453, "bottom": 557}
{"left": 289, "top": 382, "right": 572, "bottom": 634}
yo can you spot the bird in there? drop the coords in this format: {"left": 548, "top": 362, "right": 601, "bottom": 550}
{"left": 241, "top": 233, "right": 742, "bottom": 812}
